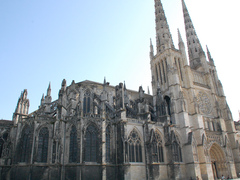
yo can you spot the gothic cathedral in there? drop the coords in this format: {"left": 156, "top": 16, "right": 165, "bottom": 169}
{"left": 0, "top": 0, "right": 239, "bottom": 179}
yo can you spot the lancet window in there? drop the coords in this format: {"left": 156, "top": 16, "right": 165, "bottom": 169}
{"left": 85, "top": 125, "right": 99, "bottom": 162}
{"left": 127, "top": 129, "right": 142, "bottom": 162}
{"left": 69, "top": 125, "right": 78, "bottom": 163}
{"left": 172, "top": 133, "right": 182, "bottom": 162}
{"left": 83, "top": 89, "right": 91, "bottom": 114}
{"left": 151, "top": 130, "right": 164, "bottom": 163}
{"left": 106, "top": 126, "right": 111, "bottom": 162}
{"left": 37, "top": 127, "right": 49, "bottom": 163}
{"left": 19, "top": 125, "right": 32, "bottom": 162}
{"left": 158, "top": 63, "right": 163, "bottom": 84}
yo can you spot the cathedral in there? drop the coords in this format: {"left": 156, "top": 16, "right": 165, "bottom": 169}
{"left": 0, "top": 0, "right": 239, "bottom": 179}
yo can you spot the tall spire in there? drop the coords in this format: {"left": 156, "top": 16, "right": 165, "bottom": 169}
{"left": 155, "top": 0, "right": 174, "bottom": 53}
{"left": 181, "top": 0, "right": 204, "bottom": 69}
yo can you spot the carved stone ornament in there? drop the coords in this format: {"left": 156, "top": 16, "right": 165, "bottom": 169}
{"left": 197, "top": 91, "right": 212, "bottom": 115}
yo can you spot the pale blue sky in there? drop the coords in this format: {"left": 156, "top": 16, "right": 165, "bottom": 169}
{"left": 0, "top": 0, "right": 240, "bottom": 121}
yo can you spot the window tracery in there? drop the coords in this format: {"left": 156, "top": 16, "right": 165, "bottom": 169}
{"left": 69, "top": 125, "right": 78, "bottom": 163}
{"left": 172, "top": 133, "right": 182, "bottom": 162}
{"left": 37, "top": 127, "right": 49, "bottom": 163}
{"left": 85, "top": 125, "right": 99, "bottom": 162}
{"left": 127, "top": 129, "right": 142, "bottom": 162}
{"left": 83, "top": 89, "right": 91, "bottom": 114}
{"left": 19, "top": 125, "right": 32, "bottom": 162}
{"left": 151, "top": 130, "right": 164, "bottom": 163}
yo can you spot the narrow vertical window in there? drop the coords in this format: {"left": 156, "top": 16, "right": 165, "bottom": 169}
{"left": 158, "top": 63, "right": 163, "bottom": 84}
{"left": 151, "top": 131, "right": 164, "bottom": 163}
{"left": 172, "top": 134, "right": 182, "bottom": 162}
{"left": 162, "top": 61, "right": 166, "bottom": 83}
{"left": 19, "top": 126, "right": 32, "bottom": 162}
{"left": 106, "top": 126, "right": 111, "bottom": 162}
{"left": 83, "top": 90, "right": 91, "bottom": 114}
{"left": 37, "top": 127, "right": 49, "bottom": 163}
{"left": 85, "top": 125, "right": 99, "bottom": 162}
{"left": 69, "top": 125, "right": 78, "bottom": 163}
{"left": 155, "top": 65, "right": 159, "bottom": 82}
{"left": 127, "top": 129, "right": 142, "bottom": 162}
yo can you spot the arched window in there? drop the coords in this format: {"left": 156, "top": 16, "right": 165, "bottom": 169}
{"left": 151, "top": 131, "right": 164, "bottom": 163}
{"left": 127, "top": 129, "right": 142, "bottom": 162}
{"left": 20, "top": 125, "right": 32, "bottom": 162}
{"left": 106, "top": 126, "right": 111, "bottom": 162}
{"left": 172, "top": 133, "right": 182, "bottom": 162}
{"left": 37, "top": 127, "right": 49, "bottom": 163}
{"left": 85, "top": 125, "right": 99, "bottom": 162}
{"left": 155, "top": 65, "right": 159, "bottom": 82}
{"left": 83, "top": 90, "right": 91, "bottom": 114}
{"left": 164, "top": 96, "right": 171, "bottom": 116}
{"left": 69, "top": 125, "right": 78, "bottom": 163}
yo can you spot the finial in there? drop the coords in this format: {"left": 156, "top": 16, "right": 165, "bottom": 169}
{"left": 206, "top": 45, "right": 214, "bottom": 63}
{"left": 47, "top": 82, "right": 51, "bottom": 96}
{"left": 148, "top": 86, "right": 150, "bottom": 95}
{"left": 41, "top": 93, "right": 45, "bottom": 105}
{"left": 178, "top": 29, "right": 183, "bottom": 44}
{"left": 124, "top": 81, "right": 126, "bottom": 90}
{"left": 104, "top": 77, "right": 106, "bottom": 85}
{"left": 62, "top": 79, "right": 66, "bottom": 88}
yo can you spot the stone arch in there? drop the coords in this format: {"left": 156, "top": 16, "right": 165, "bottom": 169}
{"left": 209, "top": 143, "right": 228, "bottom": 179}
{"left": 83, "top": 123, "right": 101, "bottom": 163}
{"left": 126, "top": 127, "right": 143, "bottom": 162}
{"left": 150, "top": 129, "right": 164, "bottom": 163}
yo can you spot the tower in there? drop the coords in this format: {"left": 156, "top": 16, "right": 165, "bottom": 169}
{"left": 149, "top": 0, "right": 238, "bottom": 179}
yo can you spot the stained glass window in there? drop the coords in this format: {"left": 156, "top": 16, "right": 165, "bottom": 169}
{"left": 37, "top": 127, "right": 49, "bottom": 163}
{"left": 127, "top": 129, "right": 142, "bottom": 162}
{"left": 83, "top": 90, "right": 91, "bottom": 114}
{"left": 69, "top": 125, "right": 78, "bottom": 163}
{"left": 151, "top": 131, "right": 164, "bottom": 163}
{"left": 85, "top": 125, "right": 98, "bottom": 162}
{"left": 20, "top": 126, "right": 32, "bottom": 162}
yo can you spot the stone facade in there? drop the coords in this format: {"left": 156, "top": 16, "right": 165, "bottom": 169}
{"left": 0, "top": 0, "right": 239, "bottom": 180}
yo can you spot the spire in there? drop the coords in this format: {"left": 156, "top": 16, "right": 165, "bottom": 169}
{"left": 41, "top": 93, "right": 45, "bottom": 105}
{"left": 206, "top": 45, "right": 214, "bottom": 64}
{"left": 155, "top": 0, "right": 174, "bottom": 53}
{"left": 178, "top": 28, "right": 184, "bottom": 44}
{"left": 47, "top": 82, "right": 51, "bottom": 96}
{"left": 148, "top": 86, "right": 150, "bottom": 95}
{"left": 181, "top": 0, "right": 204, "bottom": 69}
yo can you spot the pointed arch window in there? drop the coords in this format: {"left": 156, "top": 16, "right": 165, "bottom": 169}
{"left": 69, "top": 125, "right": 78, "bottom": 163}
{"left": 172, "top": 134, "right": 182, "bottom": 162}
{"left": 162, "top": 60, "right": 166, "bottom": 83}
{"left": 106, "top": 126, "right": 111, "bottom": 162}
{"left": 85, "top": 125, "right": 99, "bottom": 162}
{"left": 19, "top": 125, "right": 32, "bottom": 162}
{"left": 151, "top": 131, "right": 164, "bottom": 163}
{"left": 158, "top": 63, "right": 163, "bottom": 85}
{"left": 127, "top": 129, "right": 142, "bottom": 162}
{"left": 155, "top": 65, "right": 159, "bottom": 82}
{"left": 37, "top": 127, "right": 49, "bottom": 163}
{"left": 83, "top": 90, "right": 91, "bottom": 114}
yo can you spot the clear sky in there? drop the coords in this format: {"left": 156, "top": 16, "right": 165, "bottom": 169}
{"left": 0, "top": 0, "right": 239, "bottom": 121}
